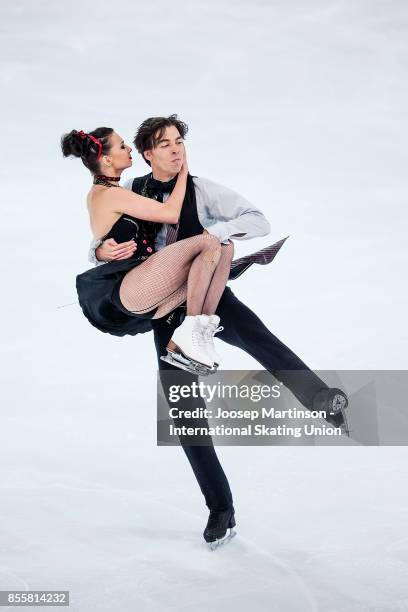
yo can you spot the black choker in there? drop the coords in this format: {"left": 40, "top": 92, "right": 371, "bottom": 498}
{"left": 94, "top": 175, "right": 120, "bottom": 182}
{"left": 93, "top": 175, "right": 121, "bottom": 188}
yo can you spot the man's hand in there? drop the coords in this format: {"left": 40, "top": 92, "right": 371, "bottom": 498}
{"left": 96, "top": 238, "right": 137, "bottom": 262}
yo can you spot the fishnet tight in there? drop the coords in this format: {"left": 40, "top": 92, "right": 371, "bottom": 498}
{"left": 119, "top": 234, "right": 234, "bottom": 320}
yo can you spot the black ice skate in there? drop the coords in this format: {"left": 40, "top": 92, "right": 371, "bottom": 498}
{"left": 203, "top": 508, "right": 237, "bottom": 550}
{"left": 161, "top": 315, "right": 218, "bottom": 376}
{"left": 313, "top": 387, "right": 350, "bottom": 435}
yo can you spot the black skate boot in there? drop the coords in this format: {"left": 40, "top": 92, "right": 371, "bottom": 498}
{"left": 313, "top": 387, "right": 350, "bottom": 435}
{"left": 203, "top": 508, "right": 237, "bottom": 550}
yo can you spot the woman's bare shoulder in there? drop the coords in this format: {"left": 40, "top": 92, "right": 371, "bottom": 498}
{"left": 87, "top": 184, "right": 115, "bottom": 205}
{"left": 87, "top": 187, "right": 122, "bottom": 239}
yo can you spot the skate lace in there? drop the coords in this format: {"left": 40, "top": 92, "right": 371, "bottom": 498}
{"left": 192, "top": 325, "right": 207, "bottom": 348}
{"left": 204, "top": 325, "right": 224, "bottom": 343}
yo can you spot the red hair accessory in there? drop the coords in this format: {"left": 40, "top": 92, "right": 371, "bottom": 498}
{"left": 77, "top": 130, "right": 102, "bottom": 160}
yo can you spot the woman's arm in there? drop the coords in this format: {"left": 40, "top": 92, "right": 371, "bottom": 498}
{"left": 105, "top": 154, "right": 188, "bottom": 224}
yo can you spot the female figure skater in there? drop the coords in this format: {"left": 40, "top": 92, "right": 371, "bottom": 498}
{"left": 61, "top": 127, "right": 234, "bottom": 373}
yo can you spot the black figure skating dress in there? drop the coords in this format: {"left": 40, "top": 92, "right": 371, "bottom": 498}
{"left": 76, "top": 215, "right": 160, "bottom": 337}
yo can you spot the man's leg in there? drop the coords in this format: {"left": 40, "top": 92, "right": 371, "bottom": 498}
{"left": 152, "top": 309, "right": 233, "bottom": 512}
{"left": 215, "top": 287, "right": 328, "bottom": 410}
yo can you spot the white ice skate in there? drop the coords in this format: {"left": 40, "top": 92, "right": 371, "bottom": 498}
{"left": 200, "top": 314, "right": 224, "bottom": 368}
{"left": 161, "top": 315, "right": 217, "bottom": 376}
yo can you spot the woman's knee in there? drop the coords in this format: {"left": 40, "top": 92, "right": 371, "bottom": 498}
{"left": 198, "top": 232, "right": 221, "bottom": 248}
{"left": 196, "top": 232, "right": 221, "bottom": 255}
{"left": 184, "top": 233, "right": 219, "bottom": 253}
{"left": 222, "top": 240, "right": 234, "bottom": 259}
{"left": 204, "top": 234, "right": 222, "bottom": 261}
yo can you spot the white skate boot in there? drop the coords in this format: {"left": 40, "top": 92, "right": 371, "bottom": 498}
{"left": 200, "top": 314, "right": 224, "bottom": 368}
{"left": 161, "top": 315, "right": 216, "bottom": 375}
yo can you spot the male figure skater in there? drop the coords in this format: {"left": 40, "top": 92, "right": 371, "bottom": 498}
{"left": 89, "top": 114, "right": 348, "bottom": 548}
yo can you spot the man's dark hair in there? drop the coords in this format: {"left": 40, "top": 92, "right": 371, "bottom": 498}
{"left": 134, "top": 114, "right": 188, "bottom": 166}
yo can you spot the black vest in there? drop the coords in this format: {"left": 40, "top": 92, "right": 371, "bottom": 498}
{"left": 132, "top": 173, "right": 203, "bottom": 241}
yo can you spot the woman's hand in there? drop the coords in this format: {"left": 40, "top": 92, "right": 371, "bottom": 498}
{"left": 95, "top": 238, "right": 136, "bottom": 262}
{"left": 180, "top": 148, "right": 189, "bottom": 176}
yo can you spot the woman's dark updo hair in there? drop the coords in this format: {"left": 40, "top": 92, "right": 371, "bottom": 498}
{"left": 61, "top": 127, "right": 113, "bottom": 174}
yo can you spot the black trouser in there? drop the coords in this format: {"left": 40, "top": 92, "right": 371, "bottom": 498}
{"left": 152, "top": 286, "right": 328, "bottom": 512}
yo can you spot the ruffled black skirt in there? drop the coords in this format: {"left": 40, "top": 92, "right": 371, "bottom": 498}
{"left": 76, "top": 256, "right": 158, "bottom": 337}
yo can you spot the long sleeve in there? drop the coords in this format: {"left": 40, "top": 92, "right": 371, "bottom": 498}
{"left": 194, "top": 177, "right": 271, "bottom": 244}
{"left": 88, "top": 238, "right": 105, "bottom": 266}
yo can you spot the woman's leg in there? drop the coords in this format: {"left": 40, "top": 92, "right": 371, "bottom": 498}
{"left": 201, "top": 241, "right": 234, "bottom": 315}
{"left": 152, "top": 241, "right": 234, "bottom": 319}
{"left": 185, "top": 239, "right": 222, "bottom": 315}
{"left": 118, "top": 234, "right": 221, "bottom": 318}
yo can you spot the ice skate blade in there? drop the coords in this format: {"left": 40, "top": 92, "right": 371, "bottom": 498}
{"left": 327, "top": 408, "right": 350, "bottom": 437}
{"left": 160, "top": 354, "right": 215, "bottom": 376}
{"left": 207, "top": 528, "right": 237, "bottom": 551}
{"left": 167, "top": 339, "right": 215, "bottom": 370}
{"left": 339, "top": 408, "right": 350, "bottom": 436}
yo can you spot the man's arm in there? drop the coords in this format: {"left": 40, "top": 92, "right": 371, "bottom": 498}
{"left": 194, "top": 177, "right": 271, "bottom": 244}
{"left": 88, "top": 237, "right": 105, "bottom": 266}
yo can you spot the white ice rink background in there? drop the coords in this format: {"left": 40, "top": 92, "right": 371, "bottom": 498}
{"left": 1, "top": 1, "right": 408, "bottom": 610}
